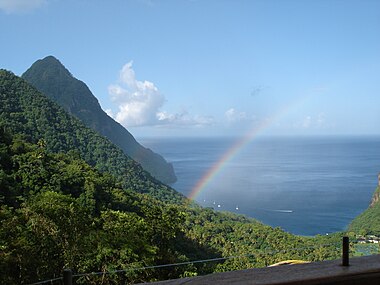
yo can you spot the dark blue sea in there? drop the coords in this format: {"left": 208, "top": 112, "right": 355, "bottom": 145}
{"left": 140, "top": 136, "right": 380, "bottom": 236}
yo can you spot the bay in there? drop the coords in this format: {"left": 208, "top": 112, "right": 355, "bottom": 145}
{"left": 140, "top": 136, "right": 380, "bottom": 236}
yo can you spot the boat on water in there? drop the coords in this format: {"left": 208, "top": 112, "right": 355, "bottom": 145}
{"left": 272, "top": 209, "right": 293, "bottom": 213}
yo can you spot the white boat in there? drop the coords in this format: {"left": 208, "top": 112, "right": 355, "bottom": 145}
{"left": 273, "top": 209, "right": 293, "bottom": 213}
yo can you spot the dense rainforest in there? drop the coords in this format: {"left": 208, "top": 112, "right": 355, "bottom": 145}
{"left": 0, "top": 129, "right": 188, "bottom": 284}
{"left": 22, "top": 56, "right": 176, "bottom": 184}
{"left": 0, "top": 69, "right": 183, "bottom": 204}
{"left": 0, "top": 68, "right": 368, "bottom": 285}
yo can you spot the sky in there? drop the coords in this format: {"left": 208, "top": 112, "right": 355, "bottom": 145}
{"left": 1, "top": 0, "right": 380, "bottom": 138}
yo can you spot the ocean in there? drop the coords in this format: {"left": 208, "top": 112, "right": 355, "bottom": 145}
{"left": 140, "top": 136, "right": 380, "bottom": 236}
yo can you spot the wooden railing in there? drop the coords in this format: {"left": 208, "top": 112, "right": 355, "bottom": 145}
{"left": 142, "top": 254, "right": 380, "bottom": 285}
{"left": 32, "top": 237, "right": 380, "bottom": 285}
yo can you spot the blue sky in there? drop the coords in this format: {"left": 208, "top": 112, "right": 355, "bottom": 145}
{"left": 1, "top": 0, "right": 379, "bottom": 137}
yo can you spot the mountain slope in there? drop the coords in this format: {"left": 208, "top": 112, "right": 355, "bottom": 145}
{"left": 22, "top": 56, "right": 176, "bottom": 184}
{"left": 0, "top": 69, "right": 184, "bottom": 203}
{"left": 349, "top": 175, "right": 380, "bottom": 235}
{"left": 0, "top": 128, "right": 214, "bottom": 284}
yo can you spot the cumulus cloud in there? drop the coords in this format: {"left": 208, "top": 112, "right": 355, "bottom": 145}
{"left": 108, "top": 61, "right": 213, "bottom": 128}
{"left": 108, "top": 61, "right": 165, "bottom": 127}
{"left": 0, "top": 0, "right": 46, "bottom": 14}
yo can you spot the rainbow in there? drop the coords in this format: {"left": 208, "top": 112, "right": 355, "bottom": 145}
{"left": 188, "top": 95, "right": 311, "bottom": 201}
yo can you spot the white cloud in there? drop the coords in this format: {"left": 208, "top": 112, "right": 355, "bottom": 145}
{"left": 0, "top": 0, "right": 46, "bottom": 14}
{"left": 295, "top": 113, "right": 331, "bottom": 130}
{"left": 108, "top": 61, "right": 165, "bottom": 126}
{"left": 108, "top": 61, "right": 213, "bottom": 128}
{"left": 225, "top": 108, "right": 248, "bottom": 123}
{"left": 157, "top": 110, "right": 213, "bottom": 126}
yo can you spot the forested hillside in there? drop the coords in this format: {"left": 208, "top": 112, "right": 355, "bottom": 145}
{"left": 0, "top": 128, "right": 343, "bottom": 284}
{"left": 349, "top": 183, "right": 380, "bottom": 235}
{"left": 0, "top": 128, "right": 211, "bottom": 284}
{"left": 0, "top": 69, "right": 343, "bottom": 284}
{"left": 22, "top": 56, "right": 176, "bottom": 184}
{"left": 0, "top": 69, "right": 183, "bottom": 204}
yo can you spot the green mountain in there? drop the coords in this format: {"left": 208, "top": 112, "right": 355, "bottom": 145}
{"left": 22, "top": 56, "right": 177, "bottom": 184}
{"left": 0, "top": 69, "right": 342, "bottom": 284}
{"left": 0, "top": 69, "right": 183, "bottom": 204}
{"left": 349, "top": 175, "right": 380, "bottom": 235}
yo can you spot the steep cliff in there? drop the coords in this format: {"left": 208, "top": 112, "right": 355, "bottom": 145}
{"left": 369, "top": 173, "right": 380, "bottom": 207}
{"left": 348, "top": 173, "right": 380, "bottom": 235}
{"left": 22, "top": 56, "right": 177, "bottom": 184}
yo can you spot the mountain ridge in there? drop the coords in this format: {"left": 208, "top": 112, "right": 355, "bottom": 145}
{"left": 22, "top": 56, "right": 176, "bottom": 184}
{"left": 0, "top": 69, "right": 184, "bottom": 203}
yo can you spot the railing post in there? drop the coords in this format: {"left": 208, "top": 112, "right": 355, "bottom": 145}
{"left": 63, "top": 269, "right": 73, "bottom": 285}
{"left": 342, "top": 236, "right": 349, "bottom": 266}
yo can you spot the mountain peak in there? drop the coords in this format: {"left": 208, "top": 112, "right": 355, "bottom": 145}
{"left": 41, "top": 55, "right": 62, "bottom": 64}
{"left": 29, "top": 55, "right": 73, "bottom": 78}
{"left": 22, "top": 56, "right": 100, "bottom": 113}
{"left": 22, "top": 57, "right": 177, "bottom": 184}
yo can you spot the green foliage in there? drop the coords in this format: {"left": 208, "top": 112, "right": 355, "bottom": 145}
{"left": 349, "top": 192, "right": 380, "bottom": 235}
{"left": 0, "top": 130, "right": 192, "bottom": 284}
{"left": 0, "top": 69, "right": 184, "bottom": 204}
{"left": 0, "top": 127, "right": 343, "bottom": 284}
{"left": 181, "top": 207, "right": 342, "bottom": 272}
